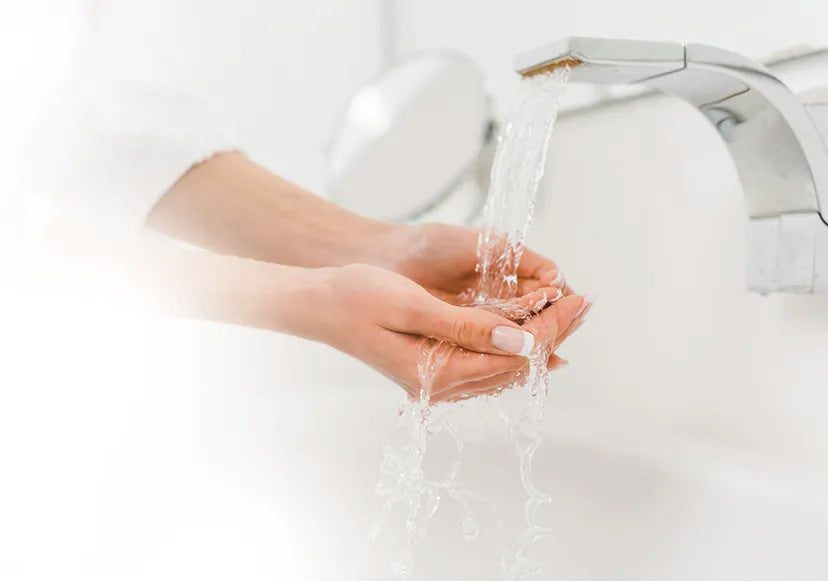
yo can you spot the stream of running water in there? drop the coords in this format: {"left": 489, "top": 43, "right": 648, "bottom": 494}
{"left": 358, "top": 65, "right": 571, "bottom": 580}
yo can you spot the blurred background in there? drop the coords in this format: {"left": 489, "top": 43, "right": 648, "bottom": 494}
{"left": 3, "top": 0, "right": 828, "bottom": 579}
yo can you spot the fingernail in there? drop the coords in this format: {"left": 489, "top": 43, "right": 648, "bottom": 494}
{"left": 531, "top": 292, "right": 549, "bottom": 313}
{"left": 492, "top": 326, "right": 535, "bottom": 356}
{"left": 575, "top": 294, "right": 594, "bottom": 318}
{"left": 551, "top": 271, "right": 565, "bottom": 288}
{"left": 549, "top": 288, "right": 563, "bottom": 303}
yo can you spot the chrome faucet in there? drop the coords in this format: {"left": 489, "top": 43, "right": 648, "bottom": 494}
{"left": 515, "top": 37, "right": 828, "bottom": 293}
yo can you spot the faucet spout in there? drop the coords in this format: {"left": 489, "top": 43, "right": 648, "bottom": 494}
{"left": 515, "top": 37, "right": 828, "bottom": 293}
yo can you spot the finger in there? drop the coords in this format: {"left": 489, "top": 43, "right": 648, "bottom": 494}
{"left": 516, "top": 248, "right": 558, "bottom": 282}
{"left": 435, "top": 368, "right": 524, "bottom": 403}
{"left": 422, "top": 297, "right": 590, "bottom": 393}
{"left": 522, "top": 293, "right": 585, "bottom": 343}
{"left": 546, "top": 353, "right": 569, "bottom": 370}
{"left": 551, "top": 295, "right": 593, "bottom": 350}
{"left": 394, "top": 296, "right": 538, "bottom": 357}
{"left": 380, "top": 296, "right": 589, "bottom": 401}
{"left": 513, "top": 286, "right": 563, "bottom": 314}
{"left": 379, "top": 331, "right": 528, "bottom": 401}
{"left": 435, "top": 345, "right": 575, "bottom": 404}
{"left": 436, "top": 347, "right": 527, "bottom": 386}
{"left": 441, "top": 349, "right": 570, "bottom": 403}
{"left": 554, "top": 294, "right": 589, "bottom": 333}
{"left": 419, "top": 341, "right": 530, "bottom": 400}
{"left": 516, "top": 252, "right": 569, "bottom": 297}
{"left": 473, "top": 287, "right": 560, "bottom": 323}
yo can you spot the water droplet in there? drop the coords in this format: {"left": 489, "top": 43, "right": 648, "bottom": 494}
{"left": 392, "top": 552, "right": 413, "bottom": 579}
{"left": 462, "top": 514, "right": 480, "bottom": 541}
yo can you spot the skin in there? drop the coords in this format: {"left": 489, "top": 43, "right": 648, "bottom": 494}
{"left": 375, "top": 222, "right": 574, "bottom": 305}
{"left": 296, "top": 264, "right": 588, "bottom": 403}
{"left": 137, "top": 151, "right": 592, "bottom": 403}
{"left": 37, "top": 229, "right": 590, "bottom": 406}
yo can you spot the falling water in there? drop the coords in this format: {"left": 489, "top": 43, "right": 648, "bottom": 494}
{"left": 476, "top": 63, "right": 572, "bottom": 582}
{"left": 358, "top": 66, "right": 571, "bottom": 580}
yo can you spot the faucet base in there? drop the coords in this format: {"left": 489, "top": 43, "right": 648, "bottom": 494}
{"left": 748, "top": 212, "right": 828, "bottom": 293}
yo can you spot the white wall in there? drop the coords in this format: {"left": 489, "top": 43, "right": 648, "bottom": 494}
{"left": 90, "top": 0, "right": 385, "bottom": 192}
{"left": 394, "top": 0, "right": 828, "bottom": 115}
{"left": 7, "top": 0, "right": 386, "bottom": 242}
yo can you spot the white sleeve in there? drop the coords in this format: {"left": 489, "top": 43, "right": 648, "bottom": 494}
{"left": 35, "top": 80, "right": 236, "bottom": 232}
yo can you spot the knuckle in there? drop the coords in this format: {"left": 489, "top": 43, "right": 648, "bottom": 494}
{"left": 451, "top": 317, "right": 482, "bottom": 347}
{"left": 450, "top": 318, "right": 471, "bottom": 344}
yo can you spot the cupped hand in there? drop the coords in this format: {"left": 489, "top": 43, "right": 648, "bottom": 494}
{"left": 375, "top": 223, "right": 570, "bottom": 305}
{"left": 301, "top": 264, "right": 588, "bottom": 404}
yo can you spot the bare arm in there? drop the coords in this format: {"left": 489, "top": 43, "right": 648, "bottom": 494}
{"left": 36, "top": 221, "right": 582, "bottom": 403}
{"left": 145, "top": 151, "right": 572, "bottom": 305}
{"left": 146, "top": 151, "right": 393, "bottom": 268}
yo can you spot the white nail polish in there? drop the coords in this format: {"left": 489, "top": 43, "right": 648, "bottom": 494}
{"left": 492, "top": 326, "right": 536, "bottom": 356}
{"left": 518, "top": 330, "right": 535, "bottom": 356}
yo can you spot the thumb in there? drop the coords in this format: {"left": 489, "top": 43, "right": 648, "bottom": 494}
{"left": 399, "top": 297, "right": 536, "bottom": 357}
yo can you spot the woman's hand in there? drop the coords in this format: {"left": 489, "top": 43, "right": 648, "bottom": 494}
{"left": 177, "top": 256, "right": 589, "bottom": 402}
{"left": 144, "top": 153, "right": 591, "bottom": 401}
{"left": 372, "top": 223, "right": 569, "bottom": 305}
{"left": 426, "top": 293, "right": 589, "bottom": 403}
{"left": 48, "top": 220, "right": 590, "bottom": 404}
{"left": 294, "top": 264, "right": 588, "bottom": 403}
{"left": 148, "top": 154, "right": 570, "bottom": 304}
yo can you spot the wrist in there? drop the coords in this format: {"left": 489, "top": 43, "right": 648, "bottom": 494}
{"left": 346, "top": 221, "right": 415, "bottom": 271}
{"left": 325, "top": 215, "right": 402, "bottom": 267}
{"left": 166, "top": 249, "right": 323, "bottom": 336}
{"left": 230, "top": 261, "right": 331, "bottom": 337}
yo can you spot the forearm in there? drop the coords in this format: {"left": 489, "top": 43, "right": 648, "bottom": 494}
{"left": 36, "top": 221, "right": 321, "bottom": 336}
{"left": 146, "top": 151, "right": 397, "bottom": 268}
{"left": 148, "top": 244, "right": 318, "bottom": 334}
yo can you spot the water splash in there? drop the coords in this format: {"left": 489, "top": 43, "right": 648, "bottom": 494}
{"left": 476, "top": 67, "right": 572, "bottom": 302}
{"left": 359, "top": 66, "right": 570, "bottom": 579}
{"left": 355, "top": 339, "right": 481, "bottom": 578}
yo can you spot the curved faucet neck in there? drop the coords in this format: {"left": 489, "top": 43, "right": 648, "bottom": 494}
{"left": 515, "top": 37, "right": 828, "bottom": 221}
{"left": 515, "top": 37, "right": 828, "bottom": 293}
